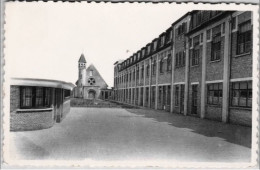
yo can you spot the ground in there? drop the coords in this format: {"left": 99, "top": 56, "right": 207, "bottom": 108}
{"left": 9, "top": 107, "right": 251, "bottom": 162}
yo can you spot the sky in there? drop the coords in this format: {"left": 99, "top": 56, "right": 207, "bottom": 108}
{"left": 5, "top": 2, "right": 191, "bottom": 87}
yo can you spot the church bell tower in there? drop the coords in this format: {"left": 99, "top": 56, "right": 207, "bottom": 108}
{"left": 78, "top": 54, "right": 86, "bottom": 80}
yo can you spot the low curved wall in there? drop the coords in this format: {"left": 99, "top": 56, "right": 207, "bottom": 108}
{"left": 60, "top": 99, "right": 71, "bottom": 122}
{"left": 10, "top": 110, "right": 55, "bottom": 131}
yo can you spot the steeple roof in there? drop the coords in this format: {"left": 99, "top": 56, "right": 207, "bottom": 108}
{"left": 78, "top": 54, "right": 86, "bottom": 63}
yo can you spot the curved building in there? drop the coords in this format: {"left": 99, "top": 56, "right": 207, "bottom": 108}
{"left": 10, "top": 78, "right": 75, "bottom": 131}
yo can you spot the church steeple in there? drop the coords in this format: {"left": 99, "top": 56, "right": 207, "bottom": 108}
{"left": 78, "top": 54, "right": 86, "bottom": 80}
{"left": 78, "top": 53, "right": 86, "bottom": 63}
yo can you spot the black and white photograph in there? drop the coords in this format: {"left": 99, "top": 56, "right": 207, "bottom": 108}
{"left": 2, "top": 1, "right": 259, "bottom": 168}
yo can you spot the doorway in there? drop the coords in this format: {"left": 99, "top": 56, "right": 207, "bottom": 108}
{"left": 191, "top": 84, "right": 198, "bottom": 114}
{"left": 88, "top": 90, "right": 96, "bottom": 99}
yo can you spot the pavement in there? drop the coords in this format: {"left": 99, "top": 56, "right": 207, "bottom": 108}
{"left": 9, "top": 107, "right": 251, "bottom": 162}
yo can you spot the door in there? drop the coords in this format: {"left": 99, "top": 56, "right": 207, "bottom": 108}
{"left": 192, "top": 84, "right": 198, "bottom": 114}
{"left": 88, "top": 90, "right": 96, "bottom": 99}
{"left": 180, "top": 84, "right": 185, "bottom": 114}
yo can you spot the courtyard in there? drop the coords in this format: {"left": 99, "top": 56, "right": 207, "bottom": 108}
{"left": 9, "top": 107, "right": 251, "bottom": 162}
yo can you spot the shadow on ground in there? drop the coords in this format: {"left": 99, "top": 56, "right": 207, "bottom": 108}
{"left": 126, "top": 108, "right": 251, "bottom": 148}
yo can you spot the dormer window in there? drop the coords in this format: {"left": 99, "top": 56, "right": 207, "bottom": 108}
{"left": 153, "top": 41, "right": 157, "bottom": 51}
{"left": 176, "top": 22, "right": 187, "bottom": 36}
{"left": 161, "top": 36, "right": 165, "bottom": 46}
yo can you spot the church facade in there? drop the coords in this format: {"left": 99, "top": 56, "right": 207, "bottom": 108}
{"left": 74, "top": 54, "right": 109, "bottom": 100}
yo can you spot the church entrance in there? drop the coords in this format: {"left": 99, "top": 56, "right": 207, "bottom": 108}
{"left": 88, "top": 90, "right": 96, "bottom": 99}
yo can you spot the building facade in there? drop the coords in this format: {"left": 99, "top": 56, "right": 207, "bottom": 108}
{"left": 10, "top": 78, "right": 75, "bottom": 131}
{"left": 74, "top": 54, "right": 110, "bottom": 100}
{"left": 113, "top": 10, "right": 253, "bottom": 127}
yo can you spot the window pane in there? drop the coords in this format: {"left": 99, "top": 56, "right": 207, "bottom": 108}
{"left": 240, "top": 82, "right": 247, "bottom": 89}
{"left": 247, "top": 81, "right": 252, "bottom": 89}
{"left": 35, "top": 87, "right": 44, "bottom": 107}
{"left": 22, "top": 87, "right": 32, "bottom": 107}
{"left": 245, "top": 42, "right": 251, "bottom": 53}
{"left": 219, "top": 83, "right": 223, "bottom": 90}
{"left": 233, "top": 82, "right": 239, "bottom": 89}
{"left": 213, "top": 84, "right": 219, "bottom": 90}
{"left": 45, "top": 88, "right": 51, "bottom": 106}
{"left": 208, "top": 95, "right": 213, "bottom": 104}
{"left": 232, "top": 90, "right": 239, "bottom": 106}
{"left": 239, "top": 21, "right": 251, "bottom": 33}
{"left": 239, "top": 90, "right": 247, "bottom": 107}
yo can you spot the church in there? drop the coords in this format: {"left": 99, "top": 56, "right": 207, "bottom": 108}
{"left": 73, "top": 54, "right": 111, "bottom": 100}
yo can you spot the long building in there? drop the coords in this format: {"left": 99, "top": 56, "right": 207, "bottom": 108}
{"left": 113, "top": 10, "right": 253, "bottom": 127}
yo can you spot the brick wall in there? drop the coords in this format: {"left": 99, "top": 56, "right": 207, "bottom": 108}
{"left": 205, "top": 106, "right": 222, "bottom": 121}
{"left": 158, "top": 72, "right": 171, "bottom": 84}
{"left": 174, "top": 68, "right": 185, "bottom": 83}
{"left": 10, "top": 85, "right": 20, "bottom": 112}
{"left": 60, "top": 99, "right": 71, "bottom": 122}
{"left": 229, "top": 108, "right": 251, "bottom": 126}
{"left": 10, "top": 111, "right": 54, "bottom": 131}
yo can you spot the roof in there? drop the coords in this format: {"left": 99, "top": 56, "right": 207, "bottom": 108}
{"left": 78, "top": 54, "right": 86, "bottom": 63}
{"left": 114, "top": 59, "right": 124, "bottom": 65}
{"left": 10, "top": 77, "right": 75, "bottom": 90}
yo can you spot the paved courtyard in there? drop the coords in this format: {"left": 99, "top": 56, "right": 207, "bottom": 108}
{"left": 9, "top": 107, "right": 251, "bottom": 162}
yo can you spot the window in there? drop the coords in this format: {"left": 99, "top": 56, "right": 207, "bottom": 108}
{"left": 176, "top": 51, "right": 185, "bottom": 67}
{"left": 192, "top": 49, "right": 199, "bottom": 66}
{"left": 207, "top": 83, "right": 223, "bottom": 105}
{"left": 175, "top": 86, "right": 179, "bottom": 106}
{"left": 176, "top": 22, "right": 187, "bottom": 36}
{"left": 159, "top": 58, "right": 164, "bottom": 73}
{"left": 166, "top": 31, "right": 171, "bottom": 42}
{"left": 200, "top": 33, "right": 203, "bottom": 43}
{"left": 152, "top": 59, "right": 156, "bottom": 75}
{"left": 231, "top": 81, "right": 252, "bottom": 108}
{"left": 20, "top": 87, "right": 51, "bottom": 109}
{"left": 141, "top": 65, "right": 144, "bottom": 78}
{"left": 175, "top": 53, "right": 179, "bottom": 67}
{"left": 136, "top": 67, "right": 139, "bottom": 80}
{"left": 167, "top": 54, "right": 172, "bottom": 71}
{"left": 90, "top": 70, "right": 93, "bottom": 76}
{"left": 167, "top": 85, "right": 171, "bottom": 105}
{"left": 21, "top": 87, "right": 33, "bottom": 108}
{"left": 35, "top": 87, "right": 44, "bottom": 107}
{"left": 211, "top": 33, "right": 221, "bottom": 61}
{"left": 88, "top": 77, "right": 96, "bottom": 85}
{"left": 206, "top": 29, "right": 211, "bottom": 40}
{"left": 189, "top": 38, "right": 192, "bottom": 47}
{"left": 146, "top": 64, "right": 150, "bottom": 77}
{"left": 192, "top": 36, "right": 200, "bottom": 66}
{"left": 237, "top": 20, "right": 252, "bottom": 55}
{"left": 147, "top": 46, "right": 151, "bottom": 55}
{"left": 231, "top": 17, "right": 236, "bottom": 30}
{"left": 222, "top": 22, "right": 225, "bottom": 34}
{"left": 64, "top": 89, "right": 71, "bottom": 98}
{"left": 192, "top": 84, "right": 198, "bottom": 107}
{"left": 161, "top": 36, "right": 165, "bottom": 46}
